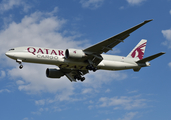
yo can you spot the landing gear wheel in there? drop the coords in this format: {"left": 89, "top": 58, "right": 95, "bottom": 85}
{"left": 74, "top": 75, "right": 85, "bottom": 82}
{"left": 19, "top": 65, "right": 23, "bottom": 69}
{"left": 81, "top": 77, "right": 85, "bottom": 82}
{"left": 86, "top": 65, "right": 97, "bottom": 72}
{"left": 93, "top": 67, "right": 97, "bottom": 72}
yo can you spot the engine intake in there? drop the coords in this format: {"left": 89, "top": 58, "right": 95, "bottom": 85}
{"left": 65, "top": 49, "right": 86, "bottom": 59}
{"left": 46, "top": 68, "right": 65, "bottom": 78}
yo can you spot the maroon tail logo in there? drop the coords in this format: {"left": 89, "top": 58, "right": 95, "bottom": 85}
{"left": 131, "top": 42, "right": 146, "bottom": 60}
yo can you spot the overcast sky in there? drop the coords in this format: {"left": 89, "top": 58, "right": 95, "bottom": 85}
{"left": 0, "top": 0, "right": 171, "bottom": 120}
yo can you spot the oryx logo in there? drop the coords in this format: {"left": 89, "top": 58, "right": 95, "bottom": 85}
{"left": 73, "top": 51, "right": 76, "bottom": 54}
{"left": 131, "top": 42, "right": 146, "bottom": 60}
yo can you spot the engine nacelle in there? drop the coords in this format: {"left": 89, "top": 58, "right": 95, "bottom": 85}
{"left": 46, "top": 68, "right": 65, "bottom": 78}
{"left": 65, "top": 49, "right": 86, "bottom": 59}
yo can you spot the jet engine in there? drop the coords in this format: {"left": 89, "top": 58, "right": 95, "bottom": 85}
{"left": 46, "top": 68, "right": 65, "bottom": 78}
{"left": 65, "top": 49, "right": 86, "bottom": 59}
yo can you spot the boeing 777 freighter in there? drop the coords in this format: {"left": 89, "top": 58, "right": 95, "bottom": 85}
{"left": 5, "top": 20, "right": 165, "bottom": 82}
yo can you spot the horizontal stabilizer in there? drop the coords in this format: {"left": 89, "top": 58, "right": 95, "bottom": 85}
{"left": 136, "top": 52, "right": 165, "bottom": 63}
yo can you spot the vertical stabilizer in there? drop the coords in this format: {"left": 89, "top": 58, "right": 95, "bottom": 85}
{"left": 127, "top": 39, "right": 147, "bottom": 60}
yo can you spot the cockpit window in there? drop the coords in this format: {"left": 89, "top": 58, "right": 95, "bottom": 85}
{"left": 9, "top": 48, "right": 15, "bottom": 51}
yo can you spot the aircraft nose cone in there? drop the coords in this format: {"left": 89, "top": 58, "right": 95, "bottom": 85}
{"left": 5, "top": 51, "right": 14, "bottom": 57}
{"left": 5, "top": 52, "right": 9, "bottom": 56}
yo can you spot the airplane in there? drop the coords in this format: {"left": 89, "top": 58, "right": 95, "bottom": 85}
{"left": 5, "top": 19, "right": 165, "bottom": 82}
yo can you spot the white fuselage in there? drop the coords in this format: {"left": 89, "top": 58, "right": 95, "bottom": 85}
{"left": 5, "top": 46, "right": 148, "bottom": 71}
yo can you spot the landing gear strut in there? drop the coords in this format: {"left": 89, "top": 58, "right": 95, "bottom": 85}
{"left": 16, "top": 59, "right": 23, "bottom": 69}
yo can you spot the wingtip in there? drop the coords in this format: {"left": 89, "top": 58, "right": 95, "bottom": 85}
{"left": 161, "top": 52, "right": 166, "bottom": 54}
{"left": 144, "top": 19, "right": 153, "bottom": 23}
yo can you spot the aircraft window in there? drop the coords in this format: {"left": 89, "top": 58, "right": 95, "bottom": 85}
{"left": 9, "top": 48, "right": 15, "bottom": 51}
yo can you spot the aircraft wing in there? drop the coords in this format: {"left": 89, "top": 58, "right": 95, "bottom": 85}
{"left": 83, "top": 19, "right": 153, "bottom": 54}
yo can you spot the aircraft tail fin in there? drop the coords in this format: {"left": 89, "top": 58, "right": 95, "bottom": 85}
{"left": 127, "top": 39, "right": 147, "bottom": 60}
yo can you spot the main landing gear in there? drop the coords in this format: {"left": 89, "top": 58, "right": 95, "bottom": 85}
{"left": 16, "top": 59, "right": 23, "bottom": 69}
{"left": 74, "top": 71, "right": 85, "bottom": 82}
{"left": 86, "top": 64, "right": 97, "bottom": 72}
{"left": 86, "top": 59, "right": 98, "bottom": 72}
{"left": 74, "top": 75, "right": 85, "bottom": 82}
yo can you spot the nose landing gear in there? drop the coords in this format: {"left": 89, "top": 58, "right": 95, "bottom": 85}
{"left": 19, "top": 65, "right": 23, "bottom": 69}
{"left": 16, "top": 59, "right": 23, "bottom": 69}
